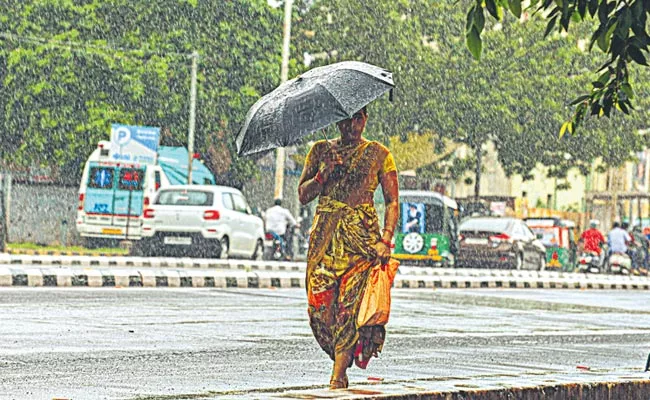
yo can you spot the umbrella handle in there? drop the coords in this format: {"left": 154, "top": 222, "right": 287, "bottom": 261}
{"left": 320, "top": 129, "right": 344, "bottom": 179}
{"left": 321, "top": 129, "right": 332, "bottom": 149}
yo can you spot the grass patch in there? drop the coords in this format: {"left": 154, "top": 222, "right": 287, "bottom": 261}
{"left": 7, "top": 242, "right": 128, "bottom": 255}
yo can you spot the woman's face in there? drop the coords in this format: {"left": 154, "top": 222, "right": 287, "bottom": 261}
{"left": 337, "top": 110, "right": 367, "bottom": 141}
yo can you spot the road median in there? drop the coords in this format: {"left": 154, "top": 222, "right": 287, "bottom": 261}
{"left": 1, "top": 263, "right": 650, "bottom": 290}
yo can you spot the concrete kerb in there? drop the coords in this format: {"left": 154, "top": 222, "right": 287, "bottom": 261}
{"left": 2, "top": 255, "right": 650, "bottom": 289}
{"left": 265, "top": 375, "right": 650, "bottom": 400}
{"left": 1, "top": 267, "right": 650, "bottom": 289}
{"left": 0, "top": 254, "right": 310, "bottom": 273}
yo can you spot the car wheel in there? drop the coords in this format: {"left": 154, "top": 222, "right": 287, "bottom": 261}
{"left": 515, "top": 253, "right": 523, "bottom": 270}
{"left": 251, "top": 239, "right": 263, "bottom": 260}
{"left": 538, "top": 255, "right": 546, "bottom": 271}
{"left": 216, "top": 236, "right": 229, "bottom": 259}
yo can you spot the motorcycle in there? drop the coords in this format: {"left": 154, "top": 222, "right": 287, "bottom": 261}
{"left": 263, "top": 231, "right": 285, "bottom": 261}
{"left": 577, "top": 251, "right": 602, "bottom": 274}
{"left": 608, "top": 251, "right": 632, "bottom": 275}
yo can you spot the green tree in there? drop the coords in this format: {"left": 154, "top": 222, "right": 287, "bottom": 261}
{"left": 465, "top": 0, "right": 650, "bottom": 133}
{"left": 296, "top": 0, "right": 649, "bottom": 197}
{"left": 0, "top": 0, "right": 283, "bottom": 186}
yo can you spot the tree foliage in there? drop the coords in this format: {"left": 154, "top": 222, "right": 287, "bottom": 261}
{"left": 1, "top": 0, "right": 648, "bottom": 194}
{"left": 466, "top": 0, "right": 650, "bottom": 133}
{"left": 0, "top": 0, "right": 283, "bottom": 186}
{"left": 296, "top": 0, "right": 649, "bottom": 192}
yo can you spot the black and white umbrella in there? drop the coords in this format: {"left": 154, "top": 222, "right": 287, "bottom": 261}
{"left": 236, "top": 61, "right": 394, "bottom": 156}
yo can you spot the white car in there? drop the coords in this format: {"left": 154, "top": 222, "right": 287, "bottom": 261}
{"left": 138, "top": 185, "right": 264, "bottom": 259}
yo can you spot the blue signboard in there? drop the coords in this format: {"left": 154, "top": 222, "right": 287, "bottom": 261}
{"left": 109, "top": 124, "right": 160, "bottom": 165}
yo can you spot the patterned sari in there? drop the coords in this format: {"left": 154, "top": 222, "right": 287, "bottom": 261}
{"left": 305, "top": 139, "right": 397, "bottom": 365}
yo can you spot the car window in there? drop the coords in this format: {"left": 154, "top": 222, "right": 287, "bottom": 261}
{"left": 523, "top": 224, "right": 536, "bottom": 240}
{"left": 231, "top": 193, "right": 249, "bottom": 213}
{"left": 511, "top": 223, "right": 525, "bottom": 238}
{"left": 156, "top": 190, "right": 213, "bottom": 206}
{"left": 515, "top": 223, "right": 534, "bottom": 240}
{"left": 222, "top": 193, "right": 234, "bottom": 210}
{"left": 459, "top": 218, "right": 510, "bottom": 232}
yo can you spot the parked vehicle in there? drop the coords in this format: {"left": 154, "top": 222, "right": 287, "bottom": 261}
{"left": 457, "top": 217, "right": 546, "bottom": 270}
{"left": 391, "top": 190, "right": 459, "bottom": 267}
{"left": 76, "top": 141, "right": 215, "bottom": 247}
{"left": 525, "top": 218, "right": 578, "bottom": 271}
{"left": 576, "top": 251, "right": 603, "bottom": 274}
{"left": 608, "top": 252, "right": 632, "bottom": 275}
{"left": 137, "top": 185, "right": 264, "bottom": 258}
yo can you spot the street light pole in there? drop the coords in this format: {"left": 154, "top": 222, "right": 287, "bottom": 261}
{"left": 273, "top": 0, "right": 293, "bottom": 200}
{"left": 187, "top": 51, "right": 199, "bottom": 185}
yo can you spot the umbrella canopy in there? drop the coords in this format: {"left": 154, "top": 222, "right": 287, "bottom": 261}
{"left": 236, "top": 61, "right": 394, "bottom": 156}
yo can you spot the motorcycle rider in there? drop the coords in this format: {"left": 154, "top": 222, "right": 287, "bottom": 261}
{"left": 579, "top": 220, "right": 606, "bottom": 266}
{"left": 264, "top": 198, "right": 297, "bottom": 260}
{"left": 608, "top": 221, "right": 631, "bottom": 256}
{"left": 630, "top": 224, "right": 649, "bottom": 273}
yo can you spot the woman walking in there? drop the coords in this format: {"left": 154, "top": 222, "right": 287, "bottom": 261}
{"left": 298, "top": 106, "right": 399, "bottom": 389}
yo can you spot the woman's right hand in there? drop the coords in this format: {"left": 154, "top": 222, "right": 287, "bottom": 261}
{"left": 320, "top": 147, "right": 343, "bottom": 182}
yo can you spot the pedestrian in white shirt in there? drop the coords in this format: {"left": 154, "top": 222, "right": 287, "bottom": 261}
{"left": 264, "top": 199, "right": 297, "bottom": 257}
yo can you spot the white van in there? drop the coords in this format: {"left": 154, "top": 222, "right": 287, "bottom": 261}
{"left": 76, "top": 140, "right": 170, "bottom": 246}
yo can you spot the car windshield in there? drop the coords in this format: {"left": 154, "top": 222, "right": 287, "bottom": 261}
{"left": 156, "top": 190, "right": 213, "bottom": 206}
{"left": 460, "top": 218, "right": 510, "bottom": 233}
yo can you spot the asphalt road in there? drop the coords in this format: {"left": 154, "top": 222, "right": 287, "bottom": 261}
{"left": 1, "top": 288, "right": 649, "bottom": 400}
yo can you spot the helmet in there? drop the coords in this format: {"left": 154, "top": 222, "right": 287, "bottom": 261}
{"left": 589, "top": 219, "right": 599, "bottom": 228}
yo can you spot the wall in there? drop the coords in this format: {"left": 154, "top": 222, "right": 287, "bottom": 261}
{"left": 8, "top": 184, "right": 80, "bottom": 246}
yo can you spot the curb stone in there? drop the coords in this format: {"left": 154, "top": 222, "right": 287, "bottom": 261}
{"left": 1, "top": 266, "right": 650, "bottom": 290}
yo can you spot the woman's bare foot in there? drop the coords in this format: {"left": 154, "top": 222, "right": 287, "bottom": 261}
{"left": 329, "top": 374, "right": 348, "bottom": 389}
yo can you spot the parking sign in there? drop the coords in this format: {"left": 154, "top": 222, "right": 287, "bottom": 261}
{"left": 109, "top": 124, "right": 160, "bottom": 165}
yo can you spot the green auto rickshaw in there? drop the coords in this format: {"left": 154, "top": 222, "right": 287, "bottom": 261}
{"left": 524, "top": 217, "right": 577, "bottom": 271}
{"left": 385, "top": 190, "right": 459, "bottom": 267}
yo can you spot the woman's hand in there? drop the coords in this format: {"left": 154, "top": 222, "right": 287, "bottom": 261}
{"left": 373, "top": 240, "right": 391, "bottom": 265}
{"left": 320, "top": 147, "right": 343, "bottom": 182}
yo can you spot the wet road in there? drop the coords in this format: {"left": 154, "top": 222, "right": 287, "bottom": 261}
{"left": 1, "top": 288, "right": 649, "bottom": 399}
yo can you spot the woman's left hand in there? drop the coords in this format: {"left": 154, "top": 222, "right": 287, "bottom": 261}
{"left": 373, "top": 241, "right": 391, "bottom": 264}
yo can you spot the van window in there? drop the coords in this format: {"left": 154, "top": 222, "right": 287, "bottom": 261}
{"left": 154, "top": 171, "right": 161, "bottom": 191}
{"left": 156, "top": 190, "right": 214, "bottom": 206}
{"left": 118, "top": 168, "right": 145, "bottom": 191}
{"left": 88, "top": 167, "right": 114, "bottom": 189}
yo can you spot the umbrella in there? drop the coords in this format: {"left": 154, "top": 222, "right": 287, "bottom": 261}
{"left": 236, "top": 61, "right": 394, "bottom": 156}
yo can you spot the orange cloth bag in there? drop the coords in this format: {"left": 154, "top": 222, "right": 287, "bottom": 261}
{"left": 357, "top": 258, "right": 400, "bottom": 327}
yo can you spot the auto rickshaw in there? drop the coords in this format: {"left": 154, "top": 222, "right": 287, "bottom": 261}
{"left": 386, "top": 190, "right": 459, "bottom": 267}
{"left": 524, "top": 218, "right": 577, "bottom": 271}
